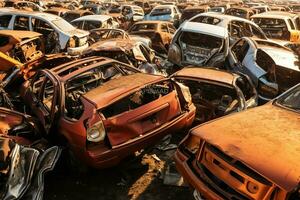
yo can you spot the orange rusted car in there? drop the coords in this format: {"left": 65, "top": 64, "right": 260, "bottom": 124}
{"left": 175, "top": 84, "right": 300, "bottom": 200}
{"left": 21, "top": 56, "right": 195, "bottom": 168}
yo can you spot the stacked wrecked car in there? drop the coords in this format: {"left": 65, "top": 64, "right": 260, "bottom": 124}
{"left": 0, "top": 1, "right": 300, "bottom": 199}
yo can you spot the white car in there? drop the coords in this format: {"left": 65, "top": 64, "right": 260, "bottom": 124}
{"left": 146, "top": 5, "right": 181, "bottom": 26}
{"left": 0, "top": 8, "right": 89, "bottom": 55}
{"left": 189, "top": 12, "right": 267, "bottom": 44}
{"left": 71, "top": 15, "right": 119, "bottom": 31}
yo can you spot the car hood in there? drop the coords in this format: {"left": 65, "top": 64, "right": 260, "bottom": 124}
{"left": 66, "top": 28, "right": 89, "bottom": 38}
{"left": 192, "top": 104, "right": 300, "bottom": 192}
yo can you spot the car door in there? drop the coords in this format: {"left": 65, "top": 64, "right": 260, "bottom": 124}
{"left": 0, "top": 15, "right": 13, "bottom": 30}
{"left": 23, "top": 70, "right": 60, "bottom": 134}
{"left": 14, "top": 15, "right": 30, "bottom": 31}
{"left": 228, "top": 38, "right": 250, "bottom": 74}
{"left": 102, "top": 80, "right": 182, "bottom": 147}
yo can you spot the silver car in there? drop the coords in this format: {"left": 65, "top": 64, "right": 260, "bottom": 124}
{"left": 0, "top": 8, "right": 89, "bottom": 55}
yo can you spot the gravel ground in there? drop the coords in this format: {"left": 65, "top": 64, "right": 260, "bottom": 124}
{"left": 44, "top": 134, "right": 194, "bottom": 200}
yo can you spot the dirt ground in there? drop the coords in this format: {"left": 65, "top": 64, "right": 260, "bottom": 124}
{"left": 44, "top": 134, "right": 194, "bottom": 200}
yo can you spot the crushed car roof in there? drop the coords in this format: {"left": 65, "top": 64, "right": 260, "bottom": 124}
{"left": 172, "top": 67, "right": 235, "bottom": 85}
{"left": 72, "top": 14, "right": 111, "bottom": 22}
{"left": 0, "top": 30, "right": 42, "bottom": 41}
{"left": 181, "top": 22, "right": 228, "bottom": 38}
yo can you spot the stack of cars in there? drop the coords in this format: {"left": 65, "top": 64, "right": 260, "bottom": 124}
{"left": 0, "top": 0, "right": 299, "bottom": 199}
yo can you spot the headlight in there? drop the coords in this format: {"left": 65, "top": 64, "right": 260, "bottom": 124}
{"left": 68, "top": 37, "right": 76, "bottom": 48}
{"left": 247, "top": 181, "right": 259, "bottom": 194}
{"left": 87, "top": 121, "right": 106, "bottom": 142}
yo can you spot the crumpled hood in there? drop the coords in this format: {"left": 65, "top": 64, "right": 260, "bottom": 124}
{"left": 192, "top": 104, "right": 300, "bottom": 192}
{"left": 66, "top": 29, "right": 89, "bottom": 38}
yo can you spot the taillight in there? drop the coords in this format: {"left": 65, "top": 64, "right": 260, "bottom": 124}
{"left": 86, "top": 121, "right": 106, "bottom": 142}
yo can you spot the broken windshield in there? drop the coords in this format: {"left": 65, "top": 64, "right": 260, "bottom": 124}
{"left": 277, "top": 85, "right": 300, "bottom": 111}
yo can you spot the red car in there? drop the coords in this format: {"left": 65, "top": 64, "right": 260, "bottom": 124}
{"left": 21, "top": 56, "right": 195, "bottom": 168}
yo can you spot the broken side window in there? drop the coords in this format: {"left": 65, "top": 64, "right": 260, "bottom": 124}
{"left": 101, "top": 81, "right": 173, "bottom": 118}
{"left": 236, "top": 76, "right": 255, "bottom": 101}
{"left": 0, "top": 15, "right": 12, "bottom": 28}
{"left": 231, "top": 39, "right": 249, "bottom": 63}
{"left": 288, "top": 19, "right": 296, "bottom": 30}
{"left": 42, "top": 78, "right": 55, "bottom": 111}
{"left": 161, "top": 23, "right": 168, "bottom": 32}
{"left": 191, "top": 16, "right": 220, "bottom": 25}
{"left": 14, "top": 16, "right": 30, "bottom": 31}
{"left": 83, "top": 20, "right": 102, "bottom": 30}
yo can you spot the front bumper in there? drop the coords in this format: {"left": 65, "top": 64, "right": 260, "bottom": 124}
{"left": 174, "top": 149, "right": 223, "bottom": 200}
{"left": 67, "top": 43, "right": 89, "bottom": 55}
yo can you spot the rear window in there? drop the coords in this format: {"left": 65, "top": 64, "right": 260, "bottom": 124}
{"left": 191, "top": 16, "right": 221, "bottom": 25}
{"left": 63, "top": 13, "right": 80, "bottom": 22}
{"left": 180, "top": 31, "right": 223, "bottom": 49}
{"left": 150, "top": 8, "right": 171, "bottom": 16}
{"left": 101, "top": 81, "right": 173, "bottom": 118}
{"left": 130, "top": 23, "right": 157, "bottom": 31}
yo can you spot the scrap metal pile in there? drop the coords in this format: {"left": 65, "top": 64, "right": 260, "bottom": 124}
{"left": 0, "top": 0, "right": 299, "bottom": 199}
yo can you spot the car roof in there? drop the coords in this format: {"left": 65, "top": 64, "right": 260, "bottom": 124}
{"left": 72, "top": 14, "right": 111, "bottom": 22}
{"left": 195, "top": 12, "right": 256, "bottom": 23}
{"left": 50, "top": 56, "right": 116, "bottom": 82}
{"left": 181, "top": 21, "right": 228, "bottom": 38}
{"left": 173, "top": 67, "right": 236, "bottom": 85}
{"left": 251, "top": 12, "right": 294, "bottom": 19}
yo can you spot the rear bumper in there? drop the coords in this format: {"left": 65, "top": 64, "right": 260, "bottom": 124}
{"left": 174, "top": 150, "right": 223, "bottom": 200}
{"left": 82, "top": 106, "right": 196, "bottom": 168}
{"left": 67, "top": 43, "right": 89, "bottom": 55}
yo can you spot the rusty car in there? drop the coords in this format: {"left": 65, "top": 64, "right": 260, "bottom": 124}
{"left": 174, "top": 83, "right": 300, "bottom": 200}
{"left": 82, "top": 39, "right": 166, "bottom": 75}
{"left": 227, "top": 37, "right": 300, "bottom": 102}
{"left": 0, "top": 30, "right": 44, "bottom": 67}
{"left": 168, "top": 22, "right": 229, "bottom": 68}
{"left": 44, "top": 7, "right": 70, "bottom": 17}
{"left": 71, "top": 15, "right": 119, "bottom": 31}
{"left": 4, "top": 0, "right": 45, "bottom": 12}
{"left": 0, "top": 107, "right": 61, "bottom": 200}
{"left": 171, "top": 67, "right": 257, "bottom": 124}
{"left": 0, "top": 29, "right": 74, "bottom": 81}
{"left": 62, "top": 9, "right": 94, "bottom": 22}
{"left": 87, "top": 28, "right": 151, "bottom": 47}
{"left": 20, "top": 56, "right": 196, "bottom": 168}
{"left": 225, "top": 7, "right": 255, "bottom": 19}
{"left": 251, "top": 11, "right": 300, "bottom": 43}
{"left": 0, "top": 8, "right": 90, "bottom": 55}
{"left": 128, "top": 20, "right": 176, "bottom": 54}
{"left": 179, "top": 5, "right": 209, "bottom": 24}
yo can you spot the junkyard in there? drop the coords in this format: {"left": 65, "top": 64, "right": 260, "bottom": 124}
{"left": 0, "top": 0, "right": 299, "bottom": 199}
